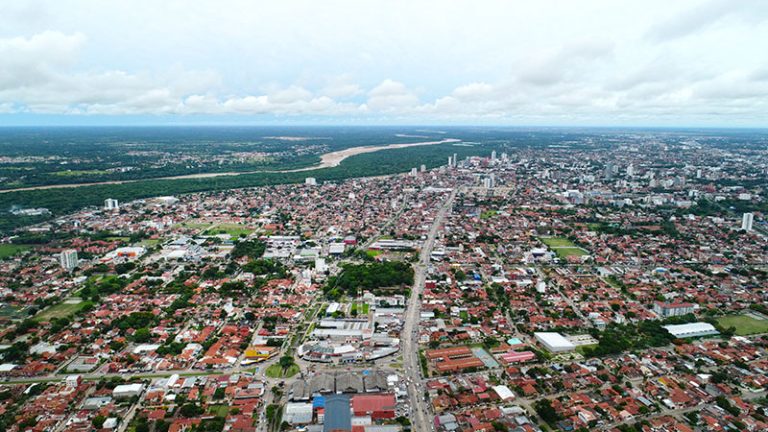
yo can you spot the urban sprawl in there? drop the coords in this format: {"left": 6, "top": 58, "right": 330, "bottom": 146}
{"left": 1, "top": 138, "right": 768, "bottom": 432}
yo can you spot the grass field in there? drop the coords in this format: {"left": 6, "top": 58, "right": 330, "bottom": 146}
{"left": 204, "top": 223, "right": 254, "bottom": 238}
{"left": 540, "top": 237, "right": 577, "bottom": 248}
{"left": 350, "top": 302, "right": 370, "bottom": 316}
{"left": 265, "top": 363, "right": 300, "bottom": 378}
{"left": 480, "top": 210, "right": 498, "bottom": 219}
{"left": 208, "top": 405, "right": 230, "bottom": 417}
{"left": 105, "top": 236, "right": 130, "bottom": 242}
{"left": 718, "top": 315, "right": 768, "bottom": 336}
{"left": 34, "top": 299, "right": 92, "bottom": 322}
{"left": 366, "top": 249, "right": 383, "bottom": 258}
{"left": 52, "top": 169, "right": 109, "bottom": 176}
{"left": 540, "top": 237, "right": 589, "bottom": 259}
{"left": 0, "top": 244, "right": 31, "bottom": 259}
{"left": 139, "top": 239, "right": 161, "bottom": 247}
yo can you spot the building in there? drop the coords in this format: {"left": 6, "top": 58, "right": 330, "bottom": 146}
{"left": 284, "top": 402, "right": 313, "bottom": 424}
{"left": 112, "top": 383, "right": 144, "bottom": 399}
{"left": 324, "top": 394, "right": 352, "bottom": 432}
{"left": 663, "top": 322, "right": 719, "bottom": 339}
{"left": 104, "top": 198, "right": 119, "bottom": 210}
{"left": 534, "top": 332, "right": 576, "bottom": 353}
{"left": 653, "top": 301, "right": 695, "bottom": 318}
{"left": 60, "top": 249, "right": 78, "bottom": 270}
{"left": 742, "top": 212, "right": 754, "bottom": 231}
{"left": 351, "top": 394, "right": 396, "bottom": 419}
{"left": 306, "top": 177, "right": 317, "bottom": 186}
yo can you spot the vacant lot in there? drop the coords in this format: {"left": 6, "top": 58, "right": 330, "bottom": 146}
{"left": 718, "top": 315, "right": 768, "bottom": 336}
{"left": 265, "top": 363, "right": 300, "bottom": 378}
{"left": 34, "top": 299, "right": 91, "bottom": 322}
{"left": 0, "top": 244, "right": 31, "bottom": 259}
{"left": 204, "top": 223, "right": 254, "bottom": 238}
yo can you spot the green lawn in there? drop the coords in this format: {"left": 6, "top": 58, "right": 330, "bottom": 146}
{"left": 0, "top": 244, "right": 31, "bottom": 260}
{"left": 265, "top": 363, "right": 300, "bottom": 378}
{"left": 575, "top": 344, "right": 598, "bottom": 355}
{"left": 105, "top": 236, "right": 130, "bottom": 242}
{"left": 52, "top": 169, "right": 109, "bottom": 176}
{"left": 204, "top": 223, "right": 254, "bottom": 238}
{"left": 539, "top": 237, "right": 588, "bottom": 259}
{"left": 480, "top": 210, "right": 498, "bottom": 219}
{"left": 178, "top": 221, "right": 213, "bottom": 230}
{"left": 139, "top": 239, "right": 162, "bottom": 247}
{"left": 34, "top": 299, "right": 92, "bottom": 322}
{"left": 540, "top": 237, "right": 577, "bottom": 248}
{"left": 208, "top": 405, "right": 230, "bottom": 417}
{"left": 718, "top": 315, "right": 768, "bottom": 336}
{"left": 350, "top": 302, "right": 370, "bottom": 316}
{"left": 366, "top": 249, "right": 383, "bottom": 258}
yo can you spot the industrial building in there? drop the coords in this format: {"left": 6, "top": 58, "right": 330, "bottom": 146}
{"left": 663, "top": 322, "right": 719, "bottom": 339}
{"left": 534, "top": 332, "right": 576, "bottom": 353}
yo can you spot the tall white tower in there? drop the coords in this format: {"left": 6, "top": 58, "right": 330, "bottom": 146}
{"left": 104, "top": 198, "right": 119, "bottom": 210}
{"left": 742, "top": 212, "right": 754, "bottom": 231}
{"left": 60, "top": 249, "right": 78, "bottom": 270}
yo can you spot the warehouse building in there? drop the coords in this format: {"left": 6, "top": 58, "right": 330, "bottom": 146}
{"left": 534, "top": 332, "right": 576, "bottom": 353}
{"left": 663, "top": 322, "right": 719, "bottom": 338}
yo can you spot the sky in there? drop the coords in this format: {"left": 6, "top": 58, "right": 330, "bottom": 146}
{"left": 1, "top": 0, "right": 767, "bottom": 127}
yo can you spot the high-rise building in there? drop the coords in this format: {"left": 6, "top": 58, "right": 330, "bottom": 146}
{"left": 491, "top": 150, "right": 497, "bottom": 161}
{"left": 305, "top": 177, "right": 317, "bottom": 186}
{"left": 104, "top": 198, "right": 119, "bottom": 210}
{"left": 742, "top": 212, "right": 754, "bottom": 231}
{"left": 604, "top": 163, "right": 614, "bottom": 180}
{"left": 453, "top": 153, "right": 458, "bottom": 167}
{"left": 60, "top": 249, "right": 78, "bottom": 270}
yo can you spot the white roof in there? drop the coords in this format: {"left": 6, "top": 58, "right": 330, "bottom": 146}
{"left": 0, "top": 364, "right": 17, "bottom": 372}
{"left": 133, "top": 344, "right": 161, "bottom": 354}
{"left": 534, "top": 332, "right": 576, "bottom": 349}
{"left": 285, "top": 402, "right": 313, "bottom": 414}
{"left": 113, "top": 383, "right": 144, "bottom": 393}
{"left": 492, "top": 385, "right": 515, "bottom": 401}
{"left": 663, "top": 322, "right": 718, "bottom": 337}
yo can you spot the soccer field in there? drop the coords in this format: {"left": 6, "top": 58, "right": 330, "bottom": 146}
{"left": 717, "top": 315, "right": 768, "bottom": 336}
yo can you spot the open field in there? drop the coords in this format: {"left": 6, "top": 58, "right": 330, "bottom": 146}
{"left": 265, "top": 363, "right": 300, "bottom": 378}
{"left": 53, "top": 169, "right": 110, "bottom": 176}
{"left": 0, "top": 244, "right": 31, "bottom": 259}
{"left": 540, "top": 237, "right": 578, "bottom": 248}
{"left": 718, "top": 314, "right": 768, "bottom": 336}
{"left": 178, "top": 221, "right": 214, "bottom": 230}
{"left": 34, "top": 299, "right": 91, "bottom": 322}
{"left": 350, "top": 302, "right": 370, "bottom": 316}
{"left": 540, "top": 237, "right": 589, "bottom": 259}
{"left": 204, "top": 223, "right": 254, "bottom": 238}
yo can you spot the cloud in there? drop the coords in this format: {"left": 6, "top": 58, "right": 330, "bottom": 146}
{"left": 0, "top": 1, "right": 767, "bottom": 129}
{"left": 0, "top": 31, "right": 85, "bottom": 89}
{"left": 366, "top": 79, "right": 420, "bottom": 112}
{"left": 646, "top": 0, "right": 768, "bottom": 42}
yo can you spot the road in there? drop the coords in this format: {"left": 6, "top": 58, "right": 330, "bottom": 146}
{"left": 401, "top": 187, "right": 456, "bottom": 432}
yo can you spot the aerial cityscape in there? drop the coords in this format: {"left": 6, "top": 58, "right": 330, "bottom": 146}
{"left": 1, "top": 2, "right": 768, "bottom": 432}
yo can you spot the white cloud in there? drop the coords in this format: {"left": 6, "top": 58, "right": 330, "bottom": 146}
{"left": 0, "top": 1, "right": 766, "bottom": 125}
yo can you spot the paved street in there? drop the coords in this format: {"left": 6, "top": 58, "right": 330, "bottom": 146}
{"left": 401, "top": 188, "right": 457, "bottom": 432}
